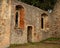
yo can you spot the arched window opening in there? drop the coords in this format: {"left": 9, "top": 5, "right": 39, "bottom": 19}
{"left": 15, "top": 5, "right": 25, "bottom": 29}
{"left": 41, "top": 13, "right": 49, "bottom": 30}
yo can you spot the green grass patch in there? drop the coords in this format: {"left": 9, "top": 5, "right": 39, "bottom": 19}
{"left": 40, "top": 37, "right": 60, "bottom": 43}
{"left": 8, "top": 42, "right": 43, "bottom": 48}
{"left": 8, "top": 37, "right": 60, "bottom": 48}
{"left": 45, "top": 37, "right": 60, "bottom": 41}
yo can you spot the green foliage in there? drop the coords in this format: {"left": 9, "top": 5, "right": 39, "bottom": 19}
{"left": 46, "top": 37, "right": 60, "bottom": 41}
{"left": 18, "top": 0, "right": 57, "bottom": 11}
{"left": 40, "top": 37, "right": 60, "bottom": 43}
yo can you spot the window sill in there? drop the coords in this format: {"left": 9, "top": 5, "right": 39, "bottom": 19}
{"left": 14, "top": 27, "right": 21, "bottom": 29}
{"left": 41, "top": 28, "right": 49, "bottom": 32}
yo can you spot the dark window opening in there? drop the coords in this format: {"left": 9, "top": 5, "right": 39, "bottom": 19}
{"left": 15, "top": 12, "right": 18, "bottom": 27}
{"left": 41, "top": 17, "right": 43, "bottom": 29}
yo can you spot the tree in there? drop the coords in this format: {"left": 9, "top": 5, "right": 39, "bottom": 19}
{"left": 18, "top": 0, "right": 57, "bottom": 11}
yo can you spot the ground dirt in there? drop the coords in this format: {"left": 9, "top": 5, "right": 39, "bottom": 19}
{"left": 8, "top": 38, "right": 60, "bottom": 48}
{"left": 8, "top": 43, "right": 60, "bottom": 48}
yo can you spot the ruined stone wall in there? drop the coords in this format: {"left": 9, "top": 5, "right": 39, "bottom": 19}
{"left": 51, "top": 0, "right": 60, "bottom": 38}
{"left": 0, "top": 0, "right": 58, "bottom": 47}
{"left": 10, "top": 0, "right": 52, "bottom": 44}
{"left": 0, "top": 0, "right": 11, "bottom": 48}
{"left": 10, "top": 0, "right": 27, "bottom": 44}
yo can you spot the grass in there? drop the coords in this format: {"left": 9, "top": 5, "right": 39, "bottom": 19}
{"left": 8, "top": 42, "right": 41, "bottom": 48}
{"left": 8, "top": 37, "right": 60, "bottom": 48}
{"left": 40, "top": 37, "right": 60, "bottom": 44}
{"left": 45, "top": 37, "right": 60, "bottom": 41}
{"left": 40, "top": 37, "right": 60, "bottom": 42}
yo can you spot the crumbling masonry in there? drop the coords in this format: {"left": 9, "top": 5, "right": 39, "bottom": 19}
{"left": 0, "top": 0, "right": 60, "bottom": 48}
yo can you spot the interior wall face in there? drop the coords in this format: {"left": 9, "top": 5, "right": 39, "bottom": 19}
{"left": 11, "top": 4, "right": 27, "bottom": 44}
{"left": 10, "top": 0, "right": 52, "bottom": 44}
{"left": 2, "top": 0, "right": 60, "bottom": 46}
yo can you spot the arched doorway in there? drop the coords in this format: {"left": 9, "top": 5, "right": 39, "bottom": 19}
{"left": 27, "top": 26, "right": 32, "bottom": 42}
